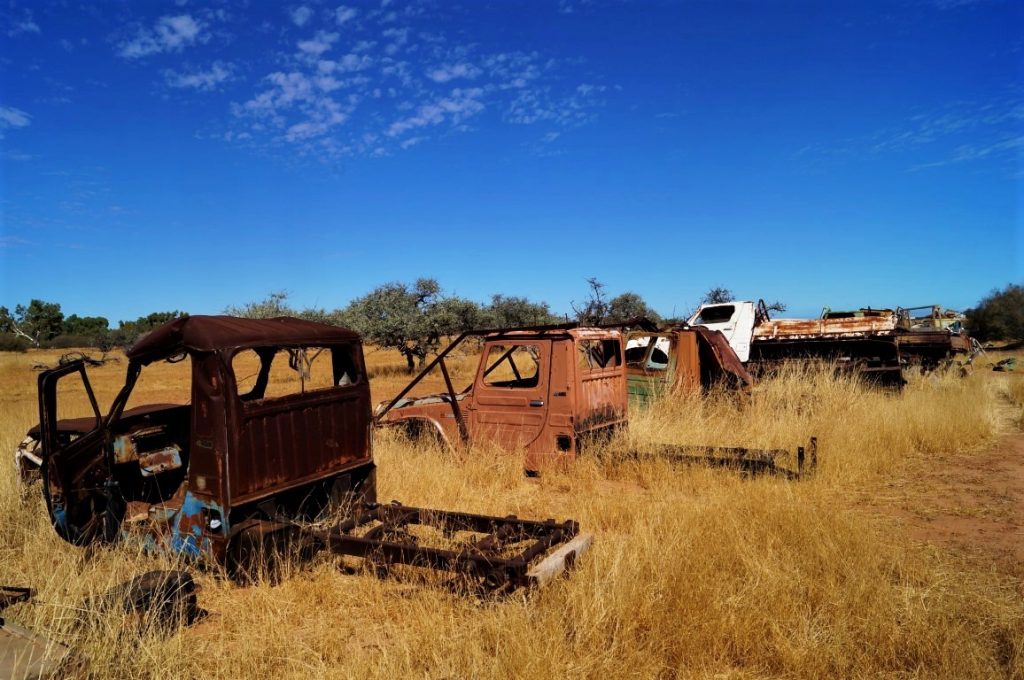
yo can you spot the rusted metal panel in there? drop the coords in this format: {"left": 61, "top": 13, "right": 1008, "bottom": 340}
{"left": 232, "top": 389, "right": 371, "bottom": 505}
{"left": 694, "top": 328, "right": 754, "bottom": 388}
{"left": 754, "top": 313, "right": 899, "bottom": 340}
{"left": 625, "top": 329, "right": 751, "bottom": 405}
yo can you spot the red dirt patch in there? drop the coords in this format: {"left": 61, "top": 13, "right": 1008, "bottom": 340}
{"left": 895, "top": 429, "right": 1024, "bottom": 561}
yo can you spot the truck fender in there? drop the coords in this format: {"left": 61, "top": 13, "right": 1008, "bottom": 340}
{"left": 387, "top": 416, "right": 455, "bottom": 449}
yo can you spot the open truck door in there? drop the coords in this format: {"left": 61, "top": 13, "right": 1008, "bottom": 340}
{"left": 38, "top": 361, "right": 120, "bottom": 545}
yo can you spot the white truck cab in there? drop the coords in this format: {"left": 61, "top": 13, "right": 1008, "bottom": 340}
{"left": 687, "top": 301, "right": 758, "bottom": 362}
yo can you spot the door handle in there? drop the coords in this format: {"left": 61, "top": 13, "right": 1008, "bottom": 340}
{"left": 529, "top": 400, "right": 544, "bottom": 407}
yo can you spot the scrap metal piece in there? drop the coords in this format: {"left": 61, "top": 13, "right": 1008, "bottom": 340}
{"left": 260, "top": 502, "right": 593, "bottom": 594}
{"left": 628, "top": 437, "right": 818, "bottom": 479}
{"left": 0, "top": 586, "right": 74, "bottom": 680}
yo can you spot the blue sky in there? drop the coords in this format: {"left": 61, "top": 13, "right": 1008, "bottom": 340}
{"left": 1, "top": 0, "right": 1021, "bottom": 322}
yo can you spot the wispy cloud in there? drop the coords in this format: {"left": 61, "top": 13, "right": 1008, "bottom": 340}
{"left": 0, "top": 236, "right": 31, "bottom": 248}
{"left": 7, "top": 9, "right": 40, "bottom": 37}
{"left": 427, "top": 63, "right": 481, "bottom": 83}
{"left": 387, "top": 88, "right": 485, "bottom": 136}
{"left": 911, "top": 135, "right": 1024, "bottom": 171}
{"left": 335, "top": 6, "right": 358, "bottom": 25}
{"left": 165, "top": 62, "right": 234, "bottom": 91}
{"left": 803, "top": 96, "right": 1024, "bottom": 172}
{"left": 225, "top": 6, "right": 610, "bottom": 159}
{"left": 298, "top": 31, "right": 339, "bottom": 57}
{"left": 118, "top": 15, "right": 204, "bottom": 59}
{"left": 290, "top": 6, "right": 313, "bottom": 27}
{"left": 0, "top": 106, "right": 31, "bottom": 129}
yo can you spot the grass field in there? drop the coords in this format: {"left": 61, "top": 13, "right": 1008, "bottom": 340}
{"left": 1, "top": 346, "right": 1022, "bottom": 678}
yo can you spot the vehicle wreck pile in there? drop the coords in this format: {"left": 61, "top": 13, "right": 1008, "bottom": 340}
{"left": 687, "top": 300, "right": 977, "bottom": 385}
{"left": 375, "top": 321, "right": 811, "bottom": 477}
{"left": 18, "top": 316, "right": 592, "bottom": 597}
{"left": 13, "top": 298, "right": 970, "bottom": 660}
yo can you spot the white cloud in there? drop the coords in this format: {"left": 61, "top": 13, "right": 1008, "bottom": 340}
{"left": 8, "top": 12, "right": 40, "bottom": 37}
{"left": 118, "top": 15, "right": 204, "bottom": 59}
{"left": 298, "top": 31, "right": 339, "bottom": 57}
{"left": 335, "top": 6, "right": 358, "bottom": 24}
{"left": 387, "top": 88, "right": 484, "bottom": 137}
{"left": 427, "top": 62, "right": 481, "bottom": 83}
{"left": 239, "top": 71, "right": 351, "bottom": 144}
{"left": 165, "top": 62, "right": 234, "bottom": 91}
{"left": 226, "top": 14, "right": 608, "bottom": 158}
{"left": 290, "top": 6, "right": 313, "bottom": 26}
{"left": 381, "top": 27, "right": 408, "bottom": 55}
{"left": 0, "top": 106, "right": 31, "bottom": 128}
{"left": 318, "top": 53, "right": 374, "bottom": 74}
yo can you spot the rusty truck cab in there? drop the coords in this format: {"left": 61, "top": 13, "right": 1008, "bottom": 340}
{"left": 377, "top": 325, "right": 628, "bottom": 471}
{"left": 37, "top": 316, "right": 373, "bottom": 564}
{"left": 625, "top": 327, "right": 753, "bottom": 405}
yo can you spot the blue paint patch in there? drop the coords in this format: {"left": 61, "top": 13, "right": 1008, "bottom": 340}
{"left": 169, "top": 492, "right": 224, "bottom": 559}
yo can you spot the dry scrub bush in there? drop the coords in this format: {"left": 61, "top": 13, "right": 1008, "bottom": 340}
{"left": 0, "top": 352, "right": 1021, "bottom": 678}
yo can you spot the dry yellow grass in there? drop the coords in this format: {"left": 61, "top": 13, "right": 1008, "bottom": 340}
{"left": 1, "top": 347, "right": 1022, "bottom": 678}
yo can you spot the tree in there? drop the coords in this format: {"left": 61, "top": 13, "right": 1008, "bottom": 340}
{"left": 224, "top": 291, "right": 294, "bottom": 319}
{"left": 340, "top": 278, "right": 483, "bottom": 372}
{"left": 966, "top": 283, "right": 1024, "bottom": 342}
{"left": 572, "top": 278, "right": 661, "bottom": 326}
{"left": 701, "top": 287, "right": 734, "bottom": 305}
{"left": 571, "top": 277, "right": 610, "bottom": 325}
{"left": 698, "top": 286, "right": 785, "bottom": 314}
{"left": 606, "top": 292, "right": 661, "bottom": 324}
{"left": 63, "top": 314, "right": 110, "bottom": 337}
{"left": 483, "top": 294, "right": 560, "bottom": 328}
{"left": 0, "top": 299, "right": 64, "bottom": 347}
{"left": 111, "top": 311, "right": 187, "bottom": 347}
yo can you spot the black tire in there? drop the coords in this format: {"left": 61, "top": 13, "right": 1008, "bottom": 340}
{"left": 108, "top": 570, "right": 198, "bottom": 628}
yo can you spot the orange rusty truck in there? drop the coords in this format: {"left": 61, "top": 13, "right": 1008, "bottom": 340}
{"left": 375, "top": 324, "right": 628, "bottom": 471}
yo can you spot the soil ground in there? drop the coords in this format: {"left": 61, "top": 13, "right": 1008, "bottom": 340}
{"left": 883, "top": 371, "right": 1024, "bottom": 565}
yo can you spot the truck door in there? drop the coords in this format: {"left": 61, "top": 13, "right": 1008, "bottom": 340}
{"left": 38, "top": 361, "right": 119, "bottom": 545}
{"left": 468, "top": 340, "right": 551, "bottom": 450}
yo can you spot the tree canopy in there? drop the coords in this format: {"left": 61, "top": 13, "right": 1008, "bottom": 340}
{"left": 966, "top": 283, "right": 1024, "bottom": 343}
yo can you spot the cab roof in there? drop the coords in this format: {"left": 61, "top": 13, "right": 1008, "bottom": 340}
{"left": 127, "top": 315, "right": 360, "bottom": 364}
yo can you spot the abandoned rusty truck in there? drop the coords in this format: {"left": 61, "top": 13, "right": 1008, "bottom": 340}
{"left": 376, "top": 323, "right": 812, "bottom": 477}
{"left": 19, "top": 316, "right": 591, "bottom": 592}
{"left": 687, "top": 300, "right": 975, "bottom": 384}
{"left": 375, "top": 325, "right": 629, "bottom": 471}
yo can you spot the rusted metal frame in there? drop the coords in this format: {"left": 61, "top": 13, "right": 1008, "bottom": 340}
{"left": 508, "top": 356, "right": 523, "bottom": 381}
{"left": 638, "top": 439, "right": 818, "bottom": 479}
{"left": 307, "top": 505, "right": 577, "bottom": 587}
{"left": 373, "top": 504, "right": 574, "bottom": 539}
{"left": 360, "top": 507, "right": 419, "bottom": 541}
{"left": 0, "top": 586, "right": 31, "bottom": 612}
{"left": 376, "top": 322, "right": 587, "bottom": 424}
{"left": 438, "top": 358, "right": 469, "bottom": 444}
{"left": 482, "top": 345, "right": 520, "bottom": 380}
{"left": 374, "top": 330, "right": 474, "bottom": 423}
{"left": 470, "top": 521, "right": 521, "bottom": 554}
